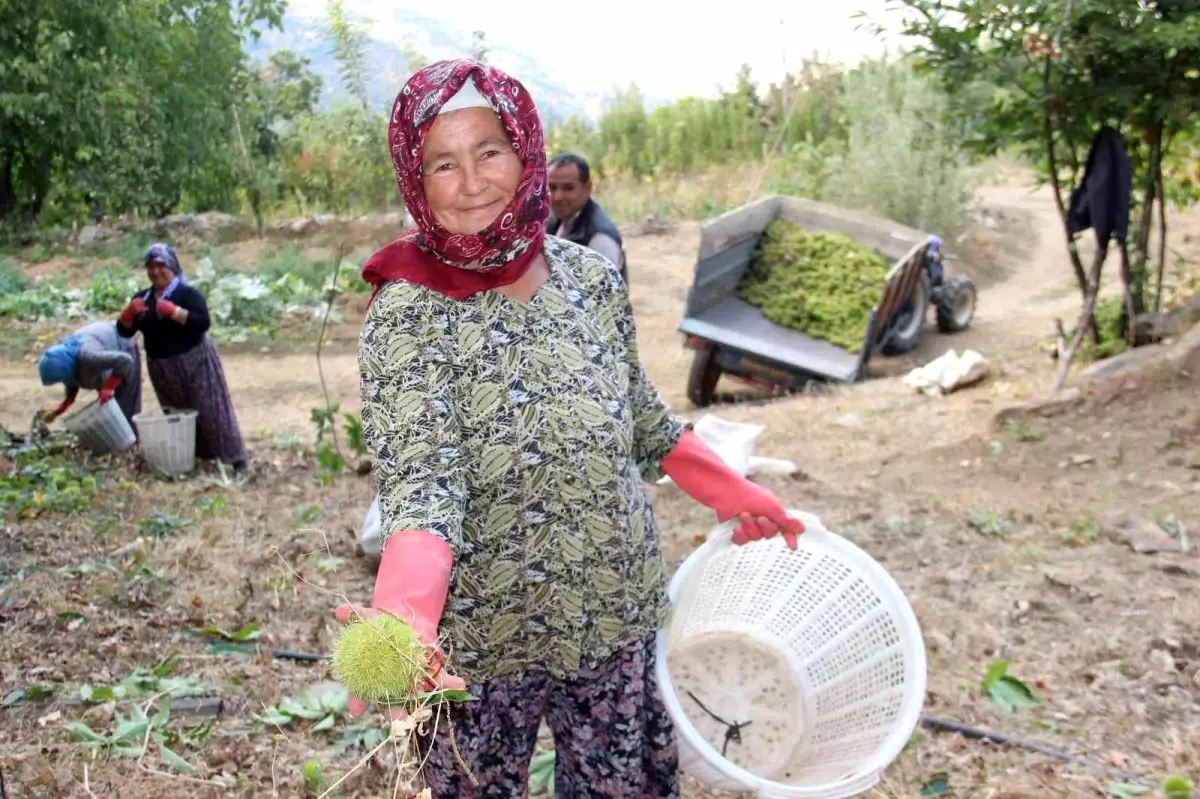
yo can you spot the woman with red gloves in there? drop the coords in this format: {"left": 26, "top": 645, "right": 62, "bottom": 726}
{"left": 345, "top": 59, "right": 804, "bottom": 798}
{"left": 38, "top": 320, "right": 142, "bottom": 427}
{"left": 115, "top": 243, "right": 248, "bottom": 474}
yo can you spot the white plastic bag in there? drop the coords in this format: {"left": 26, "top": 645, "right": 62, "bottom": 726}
{"left": 658, "top": 415, "right": 796, "bottom": 486}
{"left": 360, "top": 495, "right": 382, "bottom": 557}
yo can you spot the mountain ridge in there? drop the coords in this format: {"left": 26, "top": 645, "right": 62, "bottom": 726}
{"left": 244, "top": 6, "right": 672, "bottom": 123}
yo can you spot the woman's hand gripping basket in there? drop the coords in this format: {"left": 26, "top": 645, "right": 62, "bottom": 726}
{"left": 656, "top": 510, "right": 927, "bottom": 799}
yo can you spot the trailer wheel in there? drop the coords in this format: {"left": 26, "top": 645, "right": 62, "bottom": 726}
{"left": 933, "top": 274, "right": 977, "bottom": 333}
{"left": 687, "top": 347, "right": 722, "bottom": 408}
{"left": 882, "top": 272, "right": 930, "bottom": 355}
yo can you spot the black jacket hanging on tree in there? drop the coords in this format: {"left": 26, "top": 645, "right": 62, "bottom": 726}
{"left": 1067, "top": 125, "right": 1132, "bottom": 248}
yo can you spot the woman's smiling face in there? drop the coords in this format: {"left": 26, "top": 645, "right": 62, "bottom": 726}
{"left": 146, "top": 260, "right": 174, "bottom": 290}
{"left": 421, "top": 106, "right": 524, "bottom": 236}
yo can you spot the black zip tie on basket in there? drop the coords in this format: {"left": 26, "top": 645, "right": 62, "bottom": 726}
{"left": 686, "top": 691, "right": 752, "bottom": 757}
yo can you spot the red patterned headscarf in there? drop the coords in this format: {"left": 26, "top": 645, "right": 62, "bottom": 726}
{"left": 362, "top": 59, "right": 549, "bottom": 303}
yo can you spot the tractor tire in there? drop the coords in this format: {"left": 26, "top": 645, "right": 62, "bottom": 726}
{"left": 882, "top": 272, "right": 930, "bottom": 356}
{"left": 933, "top": 274, "right": 977, "bottom": 333}
{"left": 687, "top": 347, "right": 722, "bottom": 408}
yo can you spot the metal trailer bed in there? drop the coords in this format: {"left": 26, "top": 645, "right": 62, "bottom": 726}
{"left": 679, "top": 195, "right": 936, "bottom": 406}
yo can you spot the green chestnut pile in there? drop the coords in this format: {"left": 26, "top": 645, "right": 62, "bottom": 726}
{"left": 739, "top": 220, "right": 891, "bottom": 353}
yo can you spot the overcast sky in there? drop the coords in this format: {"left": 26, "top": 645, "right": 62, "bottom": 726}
{"left": 285, "top": 0, "right": 908, "bottom": 101}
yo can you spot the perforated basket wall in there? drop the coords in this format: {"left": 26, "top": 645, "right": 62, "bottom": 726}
{"left": 62, "top": 399, "right": 136, "bottom": 455}
{"left": 133, "top": 408, "right": 198, "bottom": 476}
{"left": 656, "top": 511, "right": 927, "bottom": 799}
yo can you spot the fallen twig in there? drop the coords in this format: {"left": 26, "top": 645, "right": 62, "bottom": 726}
{"left": 137, "top": 765, "right": 227, "bottom": 790}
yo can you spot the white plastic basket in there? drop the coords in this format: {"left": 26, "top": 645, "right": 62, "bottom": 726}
{"left": 656, "top": 510, "right": 927, "bottom": 799}
{"left": 62, "top": 399, "right": 136, "bottom": 455}
{"left": 133, "top": 407, "right": 198, "bottom": 476}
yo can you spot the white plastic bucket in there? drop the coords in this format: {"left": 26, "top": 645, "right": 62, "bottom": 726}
{"left": 657, "top": 510, "right": 927, "bottom": 798}
{"left": 62, "top": 399, "right": 136, "bottom": 455}
{"left": 133, "top": 408, "right": 198, "bottom": 476}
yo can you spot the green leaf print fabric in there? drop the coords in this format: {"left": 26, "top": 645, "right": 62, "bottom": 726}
{"left": 358, "top": 236, "right": 687, "bottom": 683}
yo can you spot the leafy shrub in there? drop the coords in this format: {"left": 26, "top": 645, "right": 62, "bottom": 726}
{"left": 1085, "top": 295, "right": 1129, "bottom": 360}
{"left": 0, "top": 434, "right": 100, "bottom": 520}
{"left": 0, "top": 269, "right": 138, "bottom": 321}
{"left": 739, "top": 220, "right": 891, "bottom": 352}
{"left": 79, "top": 269, "right": 141, "bottom": 313}
{"left": 821, "top": 56, "right": 973, "bottom": 239}
{"left": 0, "top": 257, "right": 26, "bottom": 296}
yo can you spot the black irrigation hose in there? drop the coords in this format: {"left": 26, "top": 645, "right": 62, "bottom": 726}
{"left": 265, "top": 647, "right": 328, "bottom": 663}
{"left": 920, "top": 714, "right": 1148, "bottom": 785}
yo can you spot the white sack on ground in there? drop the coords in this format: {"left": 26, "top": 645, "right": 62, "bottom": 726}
{"left": 903, "top": 349, "right": 989, "bottom": 397}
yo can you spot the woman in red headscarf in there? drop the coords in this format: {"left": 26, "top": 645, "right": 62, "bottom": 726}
{"left": 340, "top": 58, "right": 805, "bottom": 797}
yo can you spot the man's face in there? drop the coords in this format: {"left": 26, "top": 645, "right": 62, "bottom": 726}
{"left": 548, "top": 162, "right": 591, "bottom": 220}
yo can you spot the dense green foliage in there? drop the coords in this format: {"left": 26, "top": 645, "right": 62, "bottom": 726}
{"left": 547, "top": 62, "right": 845, "bottom": 179}
{"left": 0, "top": 0, "right": 285, "bottom": 226}
{"left": 739, "top": 221, "right": 891, "bottom": 352}
{"left": 1, "top": 0, "right": 971, "bottom": 237}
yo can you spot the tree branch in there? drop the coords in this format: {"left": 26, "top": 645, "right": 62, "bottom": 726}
{"left": 316, "top": 242, "right": 348, "bottom": 464}
{"left": 1133, "top": 122, "right": 1164, "bottom": 305}
{"left": 1054, "top": 246, "right": 1107, "bottom": 392}
{"left": 1118, "top": 237, "right": 1136, "bottom": 347}
{"left": 1153, "top": 139, "right": 1169, "bottom": 314}
{"left": 1041, "top": 57, "right": 1090, "bottom": 299}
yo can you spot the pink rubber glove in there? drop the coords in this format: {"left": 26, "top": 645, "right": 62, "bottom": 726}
{"left": 334, "top": 529, "right": 465, "bottom": 717}
{"left": 154, "top": 298, "right": 178, "bottom": 319}
{"left": 118, "top": 297, "right": 146, "bottom": 327}
{"left": 98, "top": 375, "right": 121, "bottom": 404}
{"left": 662, "top": 429, "right": 805, "bottom": 549}
{"left": 45, "top": 390, "right": 79, "bottom": 422}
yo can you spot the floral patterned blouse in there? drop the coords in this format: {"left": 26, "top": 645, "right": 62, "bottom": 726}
{"left": 358, "top": 236, "right": 687, "bottom": 684}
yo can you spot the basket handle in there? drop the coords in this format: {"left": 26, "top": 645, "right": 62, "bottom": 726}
{"left": 704, "top": 509, "right": 830, "bottom": 548}
{"left": 757, "top": 770, "right": 882, "bottom": 799}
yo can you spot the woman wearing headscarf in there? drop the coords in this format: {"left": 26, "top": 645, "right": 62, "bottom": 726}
{"left": 339, "top": 59, "right": 804, "bottom": 798}
{"left": 115, "top": 243, "right": 248, "bottom": 473}
{"left": 38, "top": 320, "right": 142, "bottom": 427}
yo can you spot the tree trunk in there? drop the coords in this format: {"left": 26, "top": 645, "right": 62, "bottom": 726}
{"left": 0, "top": 148, "right": 15, "bottom": 221}
{"left": 1118, "top": 238, "right": 1136, "bottom": 347}
{"left": 1154, "top": 158, "right": 1168, "bottom": 313}
{"left": 1041, "top": 71, "right": 1090, "bottom": 300}
{"left": 1131, "top": 122, "right": 1163, "bottom": 312}
{"left": 22, "top": 155, "right": 52, "bottom": 222}
{"left": 1054, "top": 245, "right": 1109, "bottom": 391}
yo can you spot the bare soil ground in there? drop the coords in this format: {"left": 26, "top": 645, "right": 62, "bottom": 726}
{"left": 2, "top": 170, "right": 1199, "bottom": 798}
